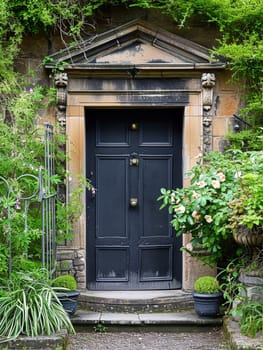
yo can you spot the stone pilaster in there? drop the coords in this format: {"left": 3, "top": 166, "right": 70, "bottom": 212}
{"left": 201, "top": 73, "right": 216, "bottom": 154}
{"left": 54, "top": 72, "right": 68, "bottom": 133}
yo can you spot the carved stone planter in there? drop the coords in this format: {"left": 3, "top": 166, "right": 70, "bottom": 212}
{"left": 233, "top": 226, "right": 263, "bottom": 247}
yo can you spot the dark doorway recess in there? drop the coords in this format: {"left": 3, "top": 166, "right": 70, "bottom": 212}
{"left": 86, "top": 108, "right": 183, "bottom": 290}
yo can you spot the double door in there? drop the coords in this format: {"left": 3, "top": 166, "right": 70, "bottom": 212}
{"left": 86, "top": 108, "right": 183, "bottom": 290}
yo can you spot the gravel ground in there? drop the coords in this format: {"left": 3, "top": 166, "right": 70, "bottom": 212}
{"left": 67, "top": 326, "right": 229, "bottom": 350}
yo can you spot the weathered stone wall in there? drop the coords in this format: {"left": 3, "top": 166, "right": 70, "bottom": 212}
{"left": 56, "top": 248, "right": 86, "bottom": 286}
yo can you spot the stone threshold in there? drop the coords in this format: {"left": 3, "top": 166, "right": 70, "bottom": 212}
{"left": 78, "top": 289, "right": 194, "bottom": 313}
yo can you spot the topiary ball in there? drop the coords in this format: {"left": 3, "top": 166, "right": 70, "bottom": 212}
{"left": 194, "top": 276, "right": 220, "bottom": 294}
{"left": 52, "top": 274, "right": 77, "bottom": 291}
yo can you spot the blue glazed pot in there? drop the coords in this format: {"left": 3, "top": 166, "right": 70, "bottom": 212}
{"left": 192, "top": 291, "right": 222, "bottom": 318}
{"left": 57, "top": 290, "right": 80, "bottom": 316}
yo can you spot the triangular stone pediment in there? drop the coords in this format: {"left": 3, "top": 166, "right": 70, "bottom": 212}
{"left": 94, "top": 41, "right": 190, "bottom": 64}
{"left": 46, "top": 20, "right": 223, "bottom": 70}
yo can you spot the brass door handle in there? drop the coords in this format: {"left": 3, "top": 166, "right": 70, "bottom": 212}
{"left": 130, "top": 198, "right": 138, "bottom": 207}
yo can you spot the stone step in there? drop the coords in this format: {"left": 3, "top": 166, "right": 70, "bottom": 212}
{"left": 71, "top": 309, "right": 222, "bottom": 327}
{"left": 78, "top": 290, "right": 194, "bottom": 313}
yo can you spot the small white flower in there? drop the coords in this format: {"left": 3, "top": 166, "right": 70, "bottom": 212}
{"left": 211, "top": 180, "right": 220, "bottom": 189}
{"left": 170, "top": 192, "right": 176, "bottom": 204}
{"left": 192, "top": 191, "right": 200, "bottom": 199}
{"left": 234, "top": 171, "right": 241, "bottom": 178}
{"left": 205, "top": 215, "right": 213, "bottom": 223}
{"left": 174, "top": 205, "right": 186, "bottom": 214}
{"left": 192, "top": 210, "right": 201, "bottom": 222}
{"left": 218, "top": 172, "right": 226, "bottom": 182}
{"left": 196, "top": 181, "right": 207, "bottom": 188}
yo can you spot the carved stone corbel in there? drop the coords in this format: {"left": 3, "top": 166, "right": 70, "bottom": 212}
{"left": 54, "top": 72, "right": 68, "bottom": 133}
{"left": 201, "top": 73, "right": 216, "bottom": 154}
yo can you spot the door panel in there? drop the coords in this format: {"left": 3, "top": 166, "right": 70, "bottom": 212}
{"left": 140, "top": 156, "right": 172, "bottom": 237}
{"left": 139, "top": 246, "right": 172, "bottom": 281}
{"left": 139, "top": 119, "right": 173, "bottom": 146}
{"left": 86, "top": 108, "right": 183, "bottom": 290}
{"left": 96, "top": 247, "right": 129, "bottom": 281}
{"left": 96, "top": 156, "right": 128, "bottom": 238}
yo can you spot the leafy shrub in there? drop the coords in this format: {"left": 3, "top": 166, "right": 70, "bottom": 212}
{"left": 194, "top": 276, "right": 220, "bottom": 294}
{"left": 158, "top": 150, "right": 245, "bottom": 265}
{"left": 159, "top": 150, "right": 263, "bottom": 266}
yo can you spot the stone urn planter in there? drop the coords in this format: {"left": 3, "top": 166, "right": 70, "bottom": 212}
{"left": 233, "top": 226, "right": 263, "bottom": 302}
{"left": 233, "top": 225, "right": 263, "bottom": 249}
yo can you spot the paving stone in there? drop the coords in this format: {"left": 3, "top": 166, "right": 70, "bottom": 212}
{"left": 71, "top": 310, "right": 101, "bottom": 324}
{"left": 100, "top": 313, "right": 141, "bottom": 325}
{"left": 138, "top": 311, "right": 222, "bottom": 326}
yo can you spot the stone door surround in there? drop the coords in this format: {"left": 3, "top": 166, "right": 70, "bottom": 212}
{"left": 47, "top": 20, "right": 226, "bottom": 289}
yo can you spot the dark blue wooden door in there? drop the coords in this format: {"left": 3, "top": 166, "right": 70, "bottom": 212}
{"left": 86, "top": 109, "right": 183, "bottom": 290}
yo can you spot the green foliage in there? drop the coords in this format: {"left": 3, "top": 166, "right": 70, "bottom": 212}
{"left": 239, "top": 299, "right": 263, "bottom": 338}
{"left": 219, "top": 259, "right": 263, "bottom": 338}
{"left": 217, "top": 258, "right": 247, "bottom": 313}
{"left": 52, "top": 274, "right": 77, "bottom": 291}
{"left": 226, "top": 128, "right": 263, "bottom": 151}
{"left": 0, "top": 85, "right": 47, "bottom": 277}
{"left": 228, "top": 152, "right": 263, "bottom": 232}
{"left": 194, "top": 276, "right": 220, "bottom": 294}
{"left": 56, "top": 174, "right": 91, "bottom": 244}
{"left": 93, "top": 323, "right": 108, "bottom": 333}
{"left": 0, "top": 270, "right": 75, "bottom": 343}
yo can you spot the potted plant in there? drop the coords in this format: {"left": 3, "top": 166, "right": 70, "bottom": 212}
{"left": 0, "top": 270, "right": 74, "bottom": 344}
{"left": 192, "top": 276, "right": 222, "bottom": 318}
{"left": 52, "top": 274, "right": 80, "bottom": 316}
